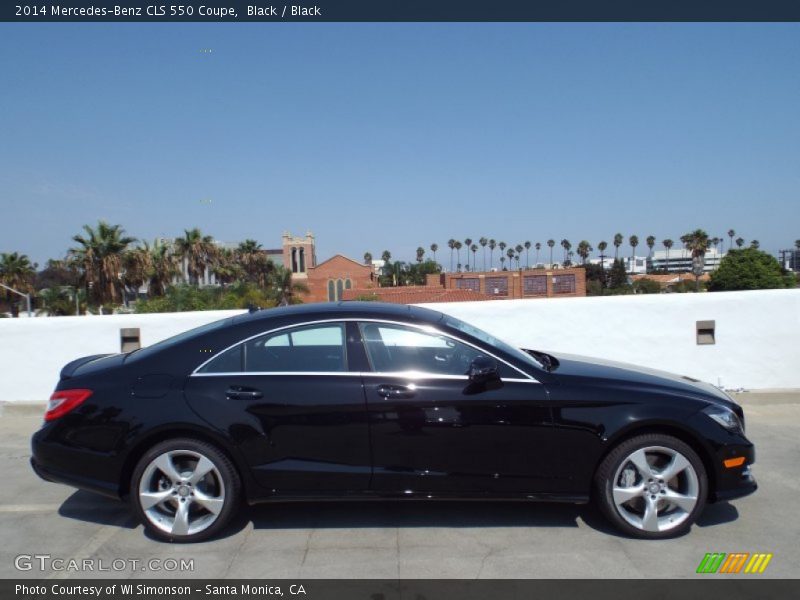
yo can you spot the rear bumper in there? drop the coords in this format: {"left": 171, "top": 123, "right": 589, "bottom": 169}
{"left": 31, "top": 429, "right": 122, "bottom": 500}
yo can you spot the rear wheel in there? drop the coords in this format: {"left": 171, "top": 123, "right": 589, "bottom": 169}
{"left": 131, "top": 438, "right": 240, "bottom": 542}
{"left": 595, "top": 433, "right": 707, "bottom": 539}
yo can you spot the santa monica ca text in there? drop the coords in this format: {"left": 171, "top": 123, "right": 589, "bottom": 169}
{"left": 16, "top": 584, "right": 306, "bottom": 596}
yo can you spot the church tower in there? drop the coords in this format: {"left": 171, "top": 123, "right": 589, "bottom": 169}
{"left": 281, "top": 231, "right": 317, "bottom": 279}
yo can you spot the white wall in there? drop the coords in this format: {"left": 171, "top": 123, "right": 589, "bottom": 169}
{"left": 422, "top": 289, "right": 800, "bottom": 391}
{"left": 0, "top": 289, "right": 798, "bottom": 402}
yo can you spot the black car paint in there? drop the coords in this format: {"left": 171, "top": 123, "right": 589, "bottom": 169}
{"left": 31, "top": 302, "right": 756, "bottom": 507}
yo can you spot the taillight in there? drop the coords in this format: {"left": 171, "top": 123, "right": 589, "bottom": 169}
{"left": 45, "top": 389, "right": 93, "bottom": 421}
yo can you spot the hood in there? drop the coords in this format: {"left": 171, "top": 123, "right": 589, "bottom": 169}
{"left": 544, "top": 351, "right": 738, "bottom": 409}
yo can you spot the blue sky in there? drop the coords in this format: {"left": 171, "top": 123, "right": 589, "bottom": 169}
{"left": 1, "top": 23, "right": 798, "bottom": 266}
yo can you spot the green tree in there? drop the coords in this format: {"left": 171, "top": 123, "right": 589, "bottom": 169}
{"left": 463, "top": 239, "right": 473, "bottom": 270}
{"left": 416, "top": 246, "right": 425, "bottom": 263}
{"left": 597, "top": 241, "right": 608, "bottom": 267}
{"left": 750, "top": 240, "right": 760, "bottom": 250}
{"left": 708, "top": 248, "right": 795, "bottom": 291}
{"left": 583, "top": 263, "right": 607, "bottom": 296}
{"left": 454, "top": 241, "right": 463, "bottom": 271}
{"left": 646, "top": 235, "right": 656, "bottom": 258}
{"left": 174, "top": 228, "right": 217, "bottom": 286}
{"left": 633, "top": 278, "right": 662, "bottom": 294}
{"left": 735, "top": 237, "right": 745, "bottom": 248}
{"left": 479, "top": 237, "right": 488, "bottom": 270}
{"left": 363, "top": 251, "right": 373, "bottom": 265}
{"left": 577, "top": 240, "right": 593, "bottom": 265}
{"left": 534, "top": 242, "right": 541, "bottom": 266}
{"left": 429, "top": 244, "right": 438, "bottom": 264}
{"left": 547, "top": 239, "right": 555, "bottom": 266}
{"left": 271, "top": 265, "right": 309, "bottom": 305}
{"left": 523, "top": 241, "right": 531, "bottom": 269}
{"left": 69, "top": 221, "right": 136, "bottom": 308}
{"left": 608, "top": 259, "right": 629, "bottom": 290}
{"left": 613, "top": 233, "right": 624, "bottom": 259}
{"left": 0, "top": 252, "right": 36, "bottom": 317}
{"left": 662, "top": 239, "right": 674, "bottom": 272}
{"left": 681, "top": 229, "right": 710, "bottom": 291}
{"left": 488, "top": 239, "right": 496, "bottom": 269}
{"left": 629, "top": 235, "right": 639, "bottom": 266}
{"left": 727, "top": 229, "right": 736, "bottom": 252}
{"left": 447, "top": 239, "right": 456, "bottom": 272}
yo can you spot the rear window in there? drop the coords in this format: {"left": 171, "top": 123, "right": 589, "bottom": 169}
{"left": 127, "top": 317, "right": 233, "bottom": 361}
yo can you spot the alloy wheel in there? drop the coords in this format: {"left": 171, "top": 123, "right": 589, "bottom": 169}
{"left": 138, "top": 449, "right": 225, "bottom": 537}
{"left": 611, "top": 445, "right": 699, "bottom": 533}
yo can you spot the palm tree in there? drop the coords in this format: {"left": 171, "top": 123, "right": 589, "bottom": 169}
{"left": 646, "top": 235, "right": 656, "bottom": 258}
{"left": 454, "top": 241, "right": 463, "bottom": 271}
{"left": 547, "top": 239, "right": 555, "bottom": 266}
{"left": 629, "top": 235, "right": 639, "bottom": 272}
{"left": 464, "top": 239, "right": 473, "bottom": 270}
{"left": 680, "top": 229, "right": 711, "bottom": 291}
{"left": 479, "top": 237, "right": 488, "bottom": 271}
{"left": 236, "top": 239, "right": 272, "bottom": 288}
{"left": 499, "top": 256, "right": 506, "bottom": 270}
{"left": 498, "top": 242, "right": 507, "bottom": 269}
{"left": 577, "top": 240, "right": 592, "bottom": 265}
{"left": 736, "top": 237, "right": 745, "bottom": 248}
{"left": 613, "top": 233, "right": 624, "bottom": 259}
{"left": 147, "top": 239, "right": 179, "bottom": 296}
{"left": 174, "top": 228, "right": 217, "bottom": 286}
{"left": 0, "top": 252, "right": 36, "bottom": 317}
{"left": 364, "top": 251, "right": 373, "bottom": 265}
{"left": 663, "top": 239, "right": 674, "bottom": 272}
{"left": 416, "top": 247, "right": 425, "bottom": 263}
{"left": 470, "top": 244, "right": 478, "bottom": 269}
{"left": 69, "top": 221, "right": 136, "bottom": 308}
{"left": 534, "top": 242, "right": 541, "bottom": 266}
{"left": 122, "top": 244, "right": 152, "bottom": 300}
{"left": 560, "top": 239, "right": 570, "bottom": 264}
{"left": 523, "top": 241, "right": 531, "bottom": 268}
{"left": 711, "top": 237, "right": 720, "bottom": 254}
{"left": 381, "top": 250, "right": 392, "bottom": 264}
{"left": 597, "top": 241, "right": 608, "bottom": 268}
{"left": 728, "top": 229, "right": 736, "bottom": 252}
{"left": 512, "top": 248, "right": 520, "bottom": 270}
{"left": 271, "top": 265, "right": 309, "bottom": 306}
{"left": 429, "top": 244, "right": 438, "bottom": 264}
{"left": 488, "top": 239, "right": 496, "bottom": 269}
{"left": 212, "top": 248, "right": 244, "bottom": 286}
{"left": 447, "top": 239, "right": 456, "bottom": 272}
{"left": 750, "top": 240, "right": 760, "bottom": 249}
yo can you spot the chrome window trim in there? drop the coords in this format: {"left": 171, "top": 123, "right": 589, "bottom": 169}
{"left": 190, "top": 317, "right": 538, "bottom": 383}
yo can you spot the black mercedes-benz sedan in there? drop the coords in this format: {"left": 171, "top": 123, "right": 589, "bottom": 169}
{"left": 31, "top": 302, "right": 756, "bottom": 542}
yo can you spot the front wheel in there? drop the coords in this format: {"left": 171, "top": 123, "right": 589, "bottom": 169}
{"left": 131, "top": 438, "right": 241, "bottom": 542}
{"left": 595, "top": 433, "right": 707, "bottom": 539}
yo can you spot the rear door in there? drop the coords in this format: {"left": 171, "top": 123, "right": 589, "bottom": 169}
{"left": 184, "top": 321, "right": 371, "bottom": 495}
{"left": 358, "top": 321, "right": 556, "bottom": 495}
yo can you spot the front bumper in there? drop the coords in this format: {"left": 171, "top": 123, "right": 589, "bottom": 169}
{"left": 709, "top": 438, "right": 757, "bottom": 503}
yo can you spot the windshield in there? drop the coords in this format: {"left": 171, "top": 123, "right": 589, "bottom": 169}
{"left": 126, "top": 317, "right": 233, "bottom": 361}
{"left": 442, "top": 314, "right": 544, "bottom": 370}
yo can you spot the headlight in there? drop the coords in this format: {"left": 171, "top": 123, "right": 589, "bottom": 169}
{"left": 702, "top": 405, "right": 744, "bottom": 435}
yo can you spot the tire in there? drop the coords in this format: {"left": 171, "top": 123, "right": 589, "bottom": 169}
{"left": 130, "top": 438, "right": 241, "bottom": 543}
{"left": 594, "top": 433, "right": 707, "bottom": 539}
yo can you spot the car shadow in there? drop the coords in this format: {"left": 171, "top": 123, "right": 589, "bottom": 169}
{"left": 696, "top": 501, "right": 739, "bottom": 527}
{"left": 56, "top": 492, "right": 739, "bottom": 542}
{"left": 58, "top": 490, "right": 138, "bottom": 528}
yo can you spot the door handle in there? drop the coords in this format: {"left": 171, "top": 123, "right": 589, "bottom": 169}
{"left": 376, "top": 384, "right": 416, "bottom": 399}
{"left": 226, "top": 386, "right": 263, "bottom": 400}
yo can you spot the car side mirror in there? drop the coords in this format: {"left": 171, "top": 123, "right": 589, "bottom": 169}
{"left": 469, "top": 356, "right": 500, "bottom": 383}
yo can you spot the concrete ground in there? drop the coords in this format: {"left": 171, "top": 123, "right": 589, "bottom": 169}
{"left": 0, "top": 395, "right": 797, "bottom": 579}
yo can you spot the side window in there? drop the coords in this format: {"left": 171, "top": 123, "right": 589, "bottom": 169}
{"left": 197, "top": 323, "right": 347, "bottom": 373}
{"left": 359, "top": 322, "right": 515, "bottom": 377}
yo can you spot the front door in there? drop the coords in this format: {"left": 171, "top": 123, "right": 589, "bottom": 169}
{"left": 358, "top": 321, "right": 555, "bottom": 495}
{"left": 184, "top": 321, "right": 371, "bottom": 495}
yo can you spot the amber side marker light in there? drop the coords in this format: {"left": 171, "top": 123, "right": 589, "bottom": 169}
{"left": 723, "top": 457, "right": 746, "bottom": 468}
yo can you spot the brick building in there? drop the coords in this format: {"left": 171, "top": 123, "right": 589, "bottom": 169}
{"left": 432, "top": 267, "right": 587, "bottom": 300}
{"left": 303, "top": 255, "right": 376, "bottom": 303}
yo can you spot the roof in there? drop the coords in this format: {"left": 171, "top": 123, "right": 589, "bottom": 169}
{"left": 631, "top": 273, "right": 711, "bottom": 284}
{"left": 341, "top": 286, "right": 491, "bottom": 304}
{"left": 309, "top": 254, "right": 370, "bottom": 271}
